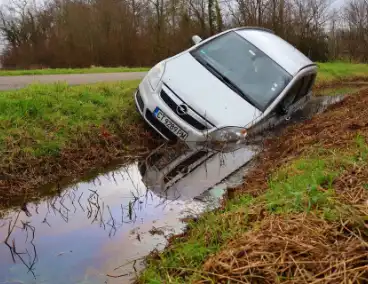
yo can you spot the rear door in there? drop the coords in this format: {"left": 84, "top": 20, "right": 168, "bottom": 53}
{"left": 274, "top": 73, "right": 316, "bottom": 118}
{"left": 247, "top": 73, "right": 316, "bottom": 135}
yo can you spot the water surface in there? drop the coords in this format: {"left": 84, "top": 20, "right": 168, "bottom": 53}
{"left": 0, "top": 145, "right": 258, "bottom": 284}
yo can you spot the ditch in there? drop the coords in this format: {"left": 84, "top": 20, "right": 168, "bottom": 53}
{"left": 0, "top": 94, "right": 357, "bottom": 284}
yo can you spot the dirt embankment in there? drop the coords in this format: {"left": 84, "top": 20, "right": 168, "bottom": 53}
{"left": 314, "top": 76, "right": 368, "bottom": 91}
{"left": 200, "top": 213, "right": 367, "bottom": 284}
{"left": 239, "top": 84, "right": 368, "bottom": 198}
{"left": 140, "top": 83, "right": 368, "bottom": 283}
{"left": 195, "top": 88, "right": 368, "bottom": 283}
{"left": 0, "top": 122, "right": 161, "bottom": 209}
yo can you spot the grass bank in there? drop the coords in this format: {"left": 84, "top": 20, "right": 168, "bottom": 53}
{"left": 0, "top": 80, "right": 160, "bottom": 208}
{"left": 0, "top": 81, "right": 140, "bottom": 157}
{"left": 0, "top": 61, "right": 367, "bottom": 209}
{"left": 317, "top": 62, "right": 368, "bottom": 84}
{"left": 0, "top": 66, "right": 149, "bottom": 76}
{"left": 139, "top": 89, "right": 368, "bottom": 282}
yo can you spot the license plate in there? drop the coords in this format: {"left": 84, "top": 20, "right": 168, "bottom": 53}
{"left": 153, "top": 107, "right": 188, "bottom": 140}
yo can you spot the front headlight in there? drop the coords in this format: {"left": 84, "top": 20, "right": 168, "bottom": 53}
{"left": 147, "top": 61, "right": 166, "bottom": 91}
{"left": 202, "top": 127, "right": 248, "bottom": 152}
{"left": 209, "top": 127, "right": 248, "bottom": 142}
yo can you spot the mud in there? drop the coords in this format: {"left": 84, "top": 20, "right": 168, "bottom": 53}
{"left": 314, "top": 77, "right": 368, "bottom": 90}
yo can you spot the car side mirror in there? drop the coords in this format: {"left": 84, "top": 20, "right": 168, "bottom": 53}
{"left": 192, "top": 35, "right": 202, "bottom": 45}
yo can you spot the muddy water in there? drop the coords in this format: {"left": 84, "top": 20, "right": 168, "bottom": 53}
{"left": 0, "top": 94, "right": 346, "bottom": 284}
{"left": 0, "top": 145, "right": 258, "bottom": 284}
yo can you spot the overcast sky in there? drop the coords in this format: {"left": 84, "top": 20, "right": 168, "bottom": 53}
{"left": 331, "top": 0, "right": 345, "bottom": 9}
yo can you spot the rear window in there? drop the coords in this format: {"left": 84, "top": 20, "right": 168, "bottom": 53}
{"left": 278, "top": 73, "right": 316, "bottom": 110}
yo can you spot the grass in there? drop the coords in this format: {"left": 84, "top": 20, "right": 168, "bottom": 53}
{"left": 139, "top": 145, "right": 363, "bottom": 283}
{"left": 0, "top": 66, "right": 149, "bottom": 76}
{"left": 0, "top": 61, "right": 367, "bottom": 281}
{"left": 0, "top": 80, "right": 140, "bottom": 157}
{"left": 0, "top": 79, "right": 162, "bottom": 208}
{"left": 266, "top": 156, "right": 337, "bottom": 215}
{"left": 139, "top": 87, "right": 368, "bottom": 283}
{"left": 317, "top": 62, "right": 368, "bottom": 83}
{"left": 140, "top": 195, "right": 256, "bottom": 283}
{"left": 0, "top": 61, "right": 367, "bottom": 187}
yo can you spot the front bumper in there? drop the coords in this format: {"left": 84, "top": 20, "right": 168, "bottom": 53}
{"left": 134, "top": 77, "right": 210, "bottom": 142}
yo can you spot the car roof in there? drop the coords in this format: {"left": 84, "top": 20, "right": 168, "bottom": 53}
{"left": 233, "top": 28, "right": 315, "bottom": 76}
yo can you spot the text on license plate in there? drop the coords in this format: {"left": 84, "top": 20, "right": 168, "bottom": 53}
{"left": 153, "top": 107, "right": 188, "bottom": 140}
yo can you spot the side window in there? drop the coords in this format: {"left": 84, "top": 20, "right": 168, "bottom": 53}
{"left": 278, "top": 79, "right": 303, "bottom": 113}
{"left": 278, "top": 73, "right": 316, "bottom": 114}
{"left": 294, "top": 74, "right": 316, "bottom": 102}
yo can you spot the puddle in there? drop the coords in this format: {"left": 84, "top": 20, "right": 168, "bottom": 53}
{"left": 0, "top": 145, "right": 258, "bottom": 284}
{"left": 0, "top": 94, "right": 346, "bottom": 284}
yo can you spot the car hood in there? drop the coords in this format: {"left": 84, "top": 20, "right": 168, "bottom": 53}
{"left": 162, "top": 52, "right": 261, "bottom": 128}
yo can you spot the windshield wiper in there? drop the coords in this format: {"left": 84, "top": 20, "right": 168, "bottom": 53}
{"left": 196, "top": 58, "right": 257, "bottom": 108}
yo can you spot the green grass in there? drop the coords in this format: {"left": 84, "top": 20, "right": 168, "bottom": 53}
{"left": 141, "top": 195, "right": 256, "bottom": 283}
{"left": 0, "top": 81, "right": 140, "bottom": 158}
{"left": 139, "top": 140, "right": 367, "bottom": 283}
{"left": 317, "top": 62, "right": 368, "bottom": 83}
{"left": 0, "top": 67, "right": 149, "bottom": 76}
{"left": 266, "top": 157, "right": 337, "bottom": 215}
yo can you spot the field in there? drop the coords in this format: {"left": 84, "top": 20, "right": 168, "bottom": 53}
{"left": 0, "top": 80, "right": 159, "bottom": 208}
{"left": 0, "top": 61, "right": 368, "bottom": 230}
{"left": 317, "top": 62, "right": 368, "bottom": 83}
{"left": 0, "top": 66, "right": 149, "bottom": 76}
{"left": 0, "top": 81, "right": 140, "bottom": 157}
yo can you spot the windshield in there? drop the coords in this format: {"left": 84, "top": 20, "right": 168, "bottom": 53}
{"left": 190, "top": 31, "right": 292, "bottom": 111}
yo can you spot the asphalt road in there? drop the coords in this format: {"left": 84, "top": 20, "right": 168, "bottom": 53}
{"left": 0, "top": 72, "right": 148, "bottom": 90}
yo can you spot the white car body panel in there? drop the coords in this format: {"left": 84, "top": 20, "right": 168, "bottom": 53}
{"left": 162, "top": 52, "right": 262, "bottom": 127}
{"left": 235, "top": 29, "right": 313, "bottom": 76}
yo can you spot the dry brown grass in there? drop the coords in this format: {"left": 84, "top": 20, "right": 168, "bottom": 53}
{"left": 198, "top": 213, "right": 368, "bottom": 284}
{"left": 314, "top": 76, "right": 368, "bottom": 90}
{"left": 195, "top": 89, "right": 368, "bottom": 284}
{"left": 333, "top": 164, "right": 368, "bottom": 230}
{"left": 139, "top": 81, "right": 368, "bottom": 284}
{"left": 238, "top": 87, "right": 368, "bottom": 199}
{"left": 334, "top": 164, "right": 368, "bottom": 207}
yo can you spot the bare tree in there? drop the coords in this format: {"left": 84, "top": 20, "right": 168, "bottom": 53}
{"left": 0, "top": 0, "right": 367, "bottom": 68}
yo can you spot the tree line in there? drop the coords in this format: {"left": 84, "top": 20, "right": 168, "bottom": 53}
{"left": 0, "top": 0, "right": 367, "bottom": 69}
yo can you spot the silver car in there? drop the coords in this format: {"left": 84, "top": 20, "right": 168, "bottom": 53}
{"left": 135, "top": 27, "right": 317, "bottom": 143}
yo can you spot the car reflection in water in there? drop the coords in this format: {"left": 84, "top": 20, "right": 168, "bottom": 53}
{"left": 138, "top": 143, "right": 259, "bottom": 201}
{"left": 0, "top": 142, "right": 259, "bottom": 284}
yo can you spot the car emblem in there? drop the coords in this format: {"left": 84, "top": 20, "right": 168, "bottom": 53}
{"left": 176, "top": 104, "right": 188, "bottom": 116}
